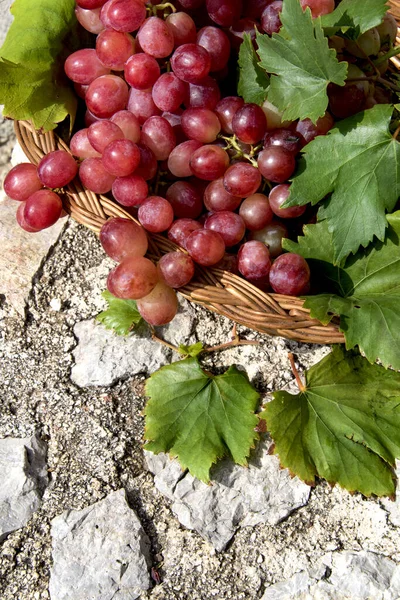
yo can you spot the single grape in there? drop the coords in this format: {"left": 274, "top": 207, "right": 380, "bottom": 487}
{"left": 141, "top": 116, "right": 176, "bottom": 161}
{"left": 137, "top": 16, "right": 175, "bottom": 58}
{"left": 295, "top": 112, "right": 334, "bottom": 146}
{"left": 4, "top": 163, "right": 42, "bottom": 201}
{"left": 136, "top": 282, "right": 178, "bottom": 326}
{"left": 79, "top": 157, "right": 116, "bottom": 193}
{"left": 261, "top": 1, "right": 283, "bottom": 35}
{"left": 77, "top": 0, "right": 107, "bottom": 8}
{"left": 204, "top": 178, "right": 242, "bottom": 212}
{"left": 152, "top": 73, "right": 189, "bottom": 112}
{"left": 269, "top": 253, "right": 310, "bottom": 296}
{"left": 223, "top": 163, "right": 261, "bottom": 197}
{"left": 112, "top": 174, "right": 148, "bottom": 206}
{"left": 181, "top": 107, "right": 221, "bottom": 143}
{"left": 166, "top": 12, "right": 197, "bottom": 47}
{"left": 171, "top": 43, "right": 211, "bottom": 83}
{"left": 168, "top": 140, "right": 203, "bottom": 177}
{"left": 110, "top": 111, "right": 141, "bottom": 143}
{"left": 190, "top": 145, "right": 229, "bottom": 180}
{"left": 138, "top": 196, "right": 174, "bottom": 232}
{"left": 96, "top": 29, "right": 135, "bottom": 71}
{"left": 186, "top": 229, "right": 225, "bottom": 265}
{"left": 87, "top": 120, "right": 124, "bottom": 153}
{"left": 187, "top": 77, "right": 221, "bottom": 110}
{"left": 215, "top": 96, "right": 244, "bottom": 134}
{"left": 86, "top": 75, "right": 129, "bottom": 118}
{"left": 128, "top": 87, "right": 161, "bottom": 125}
{"left": 102, "top": 139, "right": 140, "bottom": 177}
{"left": 166, "top": 181, "right": 203, "bottom": 219}
{"left": 239, "top": 193, "right": 273, "bottom": 230}
{"left": 168, "top": 218, "right": 203, "bottom": 249}
{"left": 257, "top": 147, "right": 296, "bottom": 183}
{"left": 328, "top": 83, "right": 365, "bottom": 119}
{"left": 23, "top": 190, "right": 63, "bottom": 230}
{"left": 38, "top": 151, "right": 78, "bottom": 188}
{"left": 16, "top": 202, "right": 40, "bottom": 232}
{"left": 249, "top": 220, "right": 288, "bottom": 257}
{"left": 237, "top": 240, "right": 271, "bottom": 282}
{"left": 157, "top": 252, "right": 195, "bottom": 288}
{"left": 70, "top": 129, "right": 101, "bottom": 159}
{"left": 232, "top": 103, "right": 267, "bottom": 144}
{"left": 206, "top": 0, "right": 242, "bottom": 27}
{"left": 100, "top": 218, "right": 148, "bottom": 261}
{"left": 300, "top": 0, "right": 334, "bottom": 18}
{"left": 135, "top": 144, "right": 158, "bottom": 180}
{"left": 124, "top": 54, "right": 160, "bottom": 90}
{"left": 205, "top": 211, "right": 245, "bottom": 246}
{"left": 107, "top": 255, "right": 158, "bottom": 299}
{"left": 345, "top": 28, "right": 380, "bottom": 57}
{"left": 197, "top": 26, "right": 231, "bottom": 72}
{"left": 64, "top": 49, "right": 109, "bottom": 84}
{"left": 269, "top": 184, "right": 306, "bottom": 218}
{"left": 264, "top": 128, "right": 302, "bottom": 154}
{"left": 75, "top": 6, "right": 104, "bottom": 33}
{"left": 101, "top": 0, "right": 146, "bottom": 32}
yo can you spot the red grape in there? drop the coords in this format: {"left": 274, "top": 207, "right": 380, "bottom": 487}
{"left": 101, "top": 0, "right": 146, "bottom": 32}
{"left": 136, "top": 281, "right": 178, "bottom": 325}
{"left": 190, "top": 145, "right": 229, "bottom": 180}
{"left": 111, "top": 111, "right": 141, "bottom": 143}
{"left": 137, "top": 16, "right": 175, "bottom": 58}
{"left": 38, "top": 151, "right": 78, "bottom": 188}
{"left": 64, "top": 49, "right": 109, "bottom": 84}
{"left": 141, "top": 116, "right": 176, "bottom": 161}
{"left": 215, "top": 96, "right": 244, "bottom": 134}
{"left": 205, "top": 211, "right": 246, "bottom": 246}
{"left": 100, "top": 217, "right": 148, "bottom": 261}
{"left": 257, "top": 147, "right": 296, "bottom": 183}
{"left": 223, "top": 163, "right": 261, "bottom": 197}
{"left": 232, "top": 103, "right": 267, "bottom": 144}
{"left": 269, "top": 253, "right": 310, "bottom": 295}
{"left": 239, "top": 193, "right": 273, "bottom": 230}
{"left": 124, "top": 53, "right": 160, "bottom": 90}
{"left": 4, "top": 164, "right": 42, "bottom": 201}
{"left": 157, "top": 252, "right": 195, "bottom": 287}
{"left": 23, "top": 190, "right": 63, "bottom": 230}
{"left": 204, "top": 178, "right": 242, "bottom": 212}
{"left": 166, "top": 181, "right": 203, "bottom": 218}
{"left": 269, "top": 184, "right": 306, "bottom": 218}
{"left": 87, "top": 120, "right": 124, "bottom": 153}
{"left": 238, "top": 240, "right": 271, "bottom": 282}
{"left": 171, "top": 44, "right": 211, "bottom": 83}
{"left": 79, "top": 158, "right": 116, "bottom": 193}
{"left": 168, "top": 218, "right": 203, "bottom": 249}
{"left": 86, "top": 75, "right": 129, "bottom": 118}
{"left": 138, "top": 196, "right": 174, "bottom": 232}
{"left": 107, "top": 255, "right": 158, "bottom": 299}
{"left": 112, "top": 174, "right": 148, "bottom": 206}
{"left": 102, "top": 139, "right": 140, "bottom": 177}
{"left": 250, "top": 220, "right": 288, "bottom": 257}
{"left": 181, "top": 107, "right": 221, "bottom": 143}
{"left": 186, "top": 229, "right": 225, "bottom": 265}
{"left": 96, "top": 29, "right": 135, "bottom": 71}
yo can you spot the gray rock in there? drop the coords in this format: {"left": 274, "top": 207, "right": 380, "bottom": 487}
{"left": 49, "top": 489, "right": 151, "bottom": 600}
{"left": 145, "top": 440, "right": 310, "bottom": 551}
{"left": 381, "top": 459, "right": 400, "bottom": 526}
{"left": 261, "top": 551, "right": 400, "bottom": 600}
{"left": 157, "top": 297, "right": 197, "bottom": 348}
{"left": 71, "top": 319, "right": 171, "bottom": 387}
{"left": 0, "top": 434, "right": 48, "bottom": 541}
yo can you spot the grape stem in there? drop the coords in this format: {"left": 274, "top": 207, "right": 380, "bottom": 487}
{"left": 393, "top": 124, "right": 400, "bottom": 141}
{"left": 288, "top": 352, "right": 306, "bottom": 393}
{"left": 374, "top": 46, "right": 400, "bottom": 67}
{"left": 146, "top": 1, "right": 176, "bottom": 15}
{"left": 345, "top": 75, "right": 400, "bottom": 92}
{"left": 219, "top": 134, "right": 259, "bottom": 167}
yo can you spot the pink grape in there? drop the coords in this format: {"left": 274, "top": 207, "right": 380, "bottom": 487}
{"left": 269, "top": 253, "right": 310, "bottom": 295}
{"left": 300, "top": 0, "right": 335, "bottom": 18}
{"left": 96, "top": 29, "right": 135, "bottom": 71}
{"left": 232, "top": 103, "right": 267, "bottom": 144}
{"left": 261, "top": 1, "right": 283, "bottom": 34}
{"left": 257, "top": 147, "right": 296, "bottom": 183}
{"left": 111, "top": 111, "right": 141, "bottom": 143}
{"left": 187, "top": 77, "right": 221, "bottom": 110}
{"left": 295, "top": 112, "right": 334, "bottom": 146}
{"left": 205, "top": 211, "right": 245, "bottom": 246}
{"left": 64, "top": 49, "right": 109, "bottom": 84}
{"left": 124, "top": 54, "right": 160, "bottom": 90}
{"left": 16, "top": 202, "right": 40, "bottom": 232}
{"left": 38, "top": 151, "right": 78, "bottom": 188}
{"left": 197, "top": 26, "right": 231, "bottom": 72}
{"left": 79, "top": 158, "right": 116, "bottom": 193}
{"left": 141, "top": 116, "right": 176, "bottom": 161}
{"left": 228, "top": 18, "right": 257, "bottom": 51}
{"left": 101, "top": 0, "right": 146, "bottom": 32}
{"left": 215, "top": 96, "right": 244, "bottom": 134}
{"left": 138, "top": 196, "right": 174, "bottom": 232}
{"left": 186, "top": 229, "right": 225, "bottom": 265}
{"left": 76, "top": 0, "right": 107, "bottom": 8}
{"left": 135, "top": 144, "right": 158, "bottom": 180}
{"left": 87, "top": 120, "right": 124, "bottom": 153}
{"left": 250, "top": 220, "right": 288, "bottom": 257}
{"left": 4, "top": 163, "right": 42, "bottom": 201}
{"left": 152, "top": 73, "right": 189, "bottom": 112}
{"left": 137, "top": 16, "right": 175, "bottom": 58}
{"left": 239, "top": 193, "right": 273, "bottom": 230}
{"left": 168, "top": 218, "right": 203, "bottom": 249}
{"left": 75, "top": 6, "right": 104, "bottom": 33}
{"left": 204, "top": 178, "right": 242, "bottom": 212}
{"left": 190, "top": 145, "right": 229, "bottom": 180}
{"left": 136, "top": 282, "right": 178, "bottom": 326}
{"left": 107, "top": 256, "right": 158, "bottom": 299}
{"left": 181, "top": 108, "right": 221, "bottom": 143}
{"left": 168, "top": 140, "right": 203, "bottom": 177}
{"left": 171, "top": 44, "right": 211, "bottom": 83}
{"left": 128, "top": 88, "right": 161, "bottom": 124}
{"left": 112, "top": 174, "right": 148, "bottom": 206}
{"left": 264, "top": 128, "right": 302, "bottom": 154}
{"left": 223, "top": 163, "right": 261, "bottom": 197}
{"left": 23, "top": 190, "right": 62, "bottom": 230}
{"left": 328, "top": 83, "right": 365, "bottom": 119}
{"left": 100, "top": 217, "right": 148, "bottom": 261}
{"left": 238, "top": 241, "right": 271, "bottom": 282}
{"left": 269, "top": 184, "right": 306, "bottom": 219}
{"left": 206, "top": 0, "right": 242, "bottom": 27}
{"left": 157, "top": 252, "right": 195, "bottom": 288}
{"left": 102, "top": 139, "right": 140, "bottom": 177}
{"left": 86, "top": 75, "right": 129, "bottom": 118}
{"left": 166, "top": 12, "right": 197, "bottom": 46}
{"left": 70, "top": 129, "right": 101, "bottom": 159}
{"left": 166, "top": 181, "right": 203, "bottom": 218}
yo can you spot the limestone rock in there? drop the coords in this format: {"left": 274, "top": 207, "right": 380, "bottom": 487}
{"left": 0, "top": 434, "right": 48, "bottom": 541}
{"left": 49, "top": 489, "right": 151, "bottom": 600}
{"left": 381, "top": 459, "right": 400, "bottom": 526}
{"left": 71, "top": 319, "right": 171, "bottom": 387}
{"left": 145, "top": 440, "right": 310, "bottom": 551}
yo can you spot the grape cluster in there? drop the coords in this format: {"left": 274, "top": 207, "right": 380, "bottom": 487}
{"left": 4, "top": 0, "right": 397, "bottom": 326}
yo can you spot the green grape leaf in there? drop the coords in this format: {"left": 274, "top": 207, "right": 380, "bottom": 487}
{"left": 144, "top": 358, "right": 259, "bottom": 482}
{"left": 285, "top": 105, "right": 400, "bottom": 263}
{"left": 96, "top": 291, "right": 142, "bottom": 336}
{"left": 237, "top": 33, "right": 269, "bottom": 105}
{"left": 0, "top": 0, "right": 80, "bottom": 132}
{"left": 255, "top": 0, "right": 347, "bottom": 123}
{"left": 177, "top": 342, "right": 204, "bottom": 357}
{"left": 263, "top": 346, "right": 400, "bottom": 497}
{"left": 321, "top": 0, "right": 388, "bottom": 38}
{"left": 286, "top": 213, "right": 400, "bottom": 369}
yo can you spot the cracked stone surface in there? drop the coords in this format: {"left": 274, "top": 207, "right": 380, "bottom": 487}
{"left": 145, "top": 441, "right": 310, "bottom": 552}
{"left": 0, "top": 434, "right": 48, "bottom": 541}
{"left": 49, "top": 489, "right": 151, "bottom": 600}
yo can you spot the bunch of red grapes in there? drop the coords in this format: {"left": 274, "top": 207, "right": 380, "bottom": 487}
{"left": 4, "top": 0, "right": 397, "bottom": 326}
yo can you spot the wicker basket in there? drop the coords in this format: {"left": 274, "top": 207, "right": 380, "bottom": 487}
{"left": 13, "top": 3, "right": 400, "bottom": 345}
